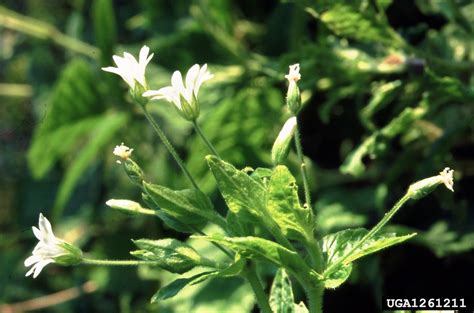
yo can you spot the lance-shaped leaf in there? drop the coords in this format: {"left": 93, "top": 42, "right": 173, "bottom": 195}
{"left": 142, "top": 182, "right": 219, "bottom": 230}
{"left": 151, "top": 271, "right": 216, "bottom": 303}
{"left": 270, "top": 268, "right": 296, "bottom": 313}
{"left": 206, "top": 156, "right": 265, "bottom": 219}
{"left": 321, "top": 228, "right": 416, "bottom": 287}
{"left": 266, "top": 166, "right": 313, "bottom": 242}
{"left": 150, "top": 254, "right": 246, "bottom": 303}
{"left": 131, "top": 239, "right": 202, "bottom": 274}
{"left": 141, "top": 193, "right": 201, "bottom": 233}
{"left": 194, "top": 235, "right": 308, "bottom": 274}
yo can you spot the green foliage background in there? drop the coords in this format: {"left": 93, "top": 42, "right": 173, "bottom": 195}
{"left": 0, "top": 0, "right": 473, "bottom": 312}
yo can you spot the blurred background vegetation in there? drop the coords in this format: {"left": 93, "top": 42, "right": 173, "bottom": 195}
{"left": 1, "top": 0, "right": 473, "bottom": 312}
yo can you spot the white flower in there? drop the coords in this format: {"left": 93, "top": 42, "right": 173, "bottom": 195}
{"left": 143, "top": 64, "right": 213, "bottom": 120}
{"left": 102, "top": 45, "right": 153, "bottom": 90}
{"left": 408, "top": 167, "right": 455, "bottom": 200}
{"left": 439, "top": 167, "right": 454, "bottom": 192}
{"left": 24, "top": 214, "right": 71, "bottom": 278}
{"left": 113, "top": 143, "right": 133, "bottom": 163}
{"left": 285, "top": 64, "right": 301, "bottom": 82}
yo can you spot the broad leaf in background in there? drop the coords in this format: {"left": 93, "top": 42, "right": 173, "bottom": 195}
{"left": 26, "top": 59, "right": 128, "bottom": 219}
{"left": 131, "top": 239, "right": 203, "bottom": 274}
{"left": 92, "top": 0, "right": 117, "bottom": 65}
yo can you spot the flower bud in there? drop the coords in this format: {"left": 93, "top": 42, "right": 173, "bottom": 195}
{"left": 285, "top": 64, "right": 302, "bottom": 114}
{"left": 106, "top": 199, "right": 145, "bottom": 215}
{"left": 272, "top": 117, "right": 297, "bottom": 165}
{"left": 407, "top": 168, "right": 454, "bottom": 200}
{"left": 123, "top": 159, "right": 144, "bottom": 186}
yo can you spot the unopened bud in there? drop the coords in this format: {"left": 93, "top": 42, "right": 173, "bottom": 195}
{"left": 123, "top": 159, "right": 144, "bottom": 186}
{"left": 285, "top": 64, "right": 302, "bottom": 114}
{"left": 271, "top": 117, "right": 297, "bottom": 165}
{"left": 106, "top": 199, "right": 144, "bottom": 215}
{"left": 407, "top": 168, "right": 454, "bottom": 200}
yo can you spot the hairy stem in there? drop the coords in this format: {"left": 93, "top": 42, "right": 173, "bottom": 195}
{"left": 323, "top": 193, "right": 411, "bottom": 276}
{"left": 294, "top": 117, "right": 312, "bottom": 210}
{"left": 141, "top": 106, "right": 200, "bottom": 190}
{"left": 82, "top": 258, "right": 158, "bottom": 266}
{"left": 305, "top": 281, "right": 324, "bottom": 313}
{"left": 245, "top": 264, "right": 272, "bottom": 313}
{"left": 192, "top": 120, "right": 221, "bottom": 158}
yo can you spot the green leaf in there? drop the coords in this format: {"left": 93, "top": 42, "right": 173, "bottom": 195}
{"left": 321, "top": 228, "right": 416, "bottom": 271}
{"left": 141, "top": 193, "right": 195, "bottom": 233}
{"left": 206, "top": 155, "right": 265, "bottom": 227}
{"left": 341, "top": 105, "right": 427, "bottom": 177}
{"left": 142, "top": 182, "right": 216, "bottom": 231}
{"left": 270, "top": 268, "right": 296, "bottom": 313}
{"left": 131, "top": 239, "right": 202, "bottom": 274}
{"left": 323, "top": 264, "right": 352, "bottom": 289}
{"left": 266, "top": 166, "right": 313, "bottom": 242}
{"left": 360, "top": 80, "right": 402, "bottom": 131}
{"left": 194, "top": 235, "right": 307, "bottom": 274}
{"left": 320, "top": 4, "right": 391, "bottom": 44}
{"left": 28, "top": 59, "right": 103, "bottom": 179}
{"left": 151, "top": 271, "right": 216, "bottom": 302}
{"left": 92, "top": 0, "right": 117, "bottom": 65}
{"left": 52, "top": 112, "right": 128, "bottom": 218}
{"left": 192, "top": 253, "right": 247, "bottom": 285}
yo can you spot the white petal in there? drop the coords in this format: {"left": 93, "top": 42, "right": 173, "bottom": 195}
{"left": 25, "top": 266, "right": 36, "bottom": 277}
{"left": 185, "top": 64, "right": 200, "bottom": 91}
{"left": 171, "top": 71, "right": 186, "bottom": 96}
{"left": 32, "top": 259, "right": 53, "bottom": 278}
{"left": 194, "top": 64, "right": 213, "bottom": 95}
{"left": 24, "top": 255, "right": 40, "bottom": 267}
{"left": 139, "top": 46, "right": 150, "bottom": 63}
{"left": 32, "top": 226, "right": 43, "bottom": 241}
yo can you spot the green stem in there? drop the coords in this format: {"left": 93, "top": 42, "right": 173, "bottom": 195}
{"left": 304, "top": 281, "right": 324, "bottom": 313}
{"left": 141, "top": 106, "right": 200, "bottom": 190}
{"left": 305, "top": 238, "right": 325, "bottom": 274}
{"left": 192, "top": 120, "right": 221, "bottom": 158}
{"left": 323, "top": 193, "right": 411, "bottom": 277}
{"left": 245, "top": 264, "right": 272, "bottom": 313}
{"left": 294, "top": 117, "right": 312, "bottom": 211}
{"left": 82, "top": 258, "right": 157, "bottom": 266}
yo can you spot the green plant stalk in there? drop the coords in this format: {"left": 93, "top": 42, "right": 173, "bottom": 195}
{"left": 292, "top": 271, "right": 324, "bottom": 313}
{"left": 244, "top": 264, "right": 272, "bottom": 313}
{"left": 0, "top": 5, "right": 99, "bottom": 59}
{"left": 82, "top": 258, "right": 158, "bottom": 266}
{"left": 305, "top": 281, "right": 324, "bottom": 313}
{"left": 323, "top": 193, "right": 411, "bottom": 277}
{"left": 293, "top": 117, "right": 312, "bottom": 211}
{"left": 141, "top": 106, "right": 200, "bottom": 190}
{"left": 305, "top": 237, "right": 325, "bottom": 274}
{"left": 192, "top": 120, "right": 221, "bottom": 158}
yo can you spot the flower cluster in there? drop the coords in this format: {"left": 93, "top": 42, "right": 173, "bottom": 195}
{"left": 102, "top": 45, "right": 213, "bottom": 121}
